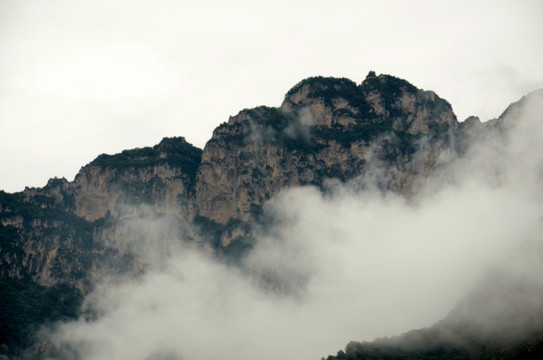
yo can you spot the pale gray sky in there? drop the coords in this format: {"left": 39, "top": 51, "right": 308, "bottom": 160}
{"left": 1, "top": 0, "right": 542, "bottom": 192}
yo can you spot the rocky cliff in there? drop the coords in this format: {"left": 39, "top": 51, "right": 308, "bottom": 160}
{"left": 0, "top": 72, "right": 534, "bottom": 355}
{"left": 1, "top": 72, "right": 467, "bottom": 292}
{"left": 195, "top": 72, "right": 457, "bottom": 225}
{"left": 1, "top": 137, "right": 202, "bottom": 291}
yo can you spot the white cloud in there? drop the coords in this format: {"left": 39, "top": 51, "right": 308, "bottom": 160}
{"left": 45, "top": 92, "right": 543, "bottom": 360}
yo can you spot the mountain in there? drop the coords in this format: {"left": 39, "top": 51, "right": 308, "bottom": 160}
{"left": 326, "top": 234, "right": 543, "bottom": 360}
{"left": 0, "top": 72, "right": 541, "bottom": 358}
{"left": 324, "top": 88, "right": 543, "bottom": 360}
{"left": 196, "top": 72, "right": 456, "bottom": 226}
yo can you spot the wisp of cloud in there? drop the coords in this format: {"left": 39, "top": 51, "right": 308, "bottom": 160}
{"left": 45, "top": 93, "right": 543, "bottom": 360}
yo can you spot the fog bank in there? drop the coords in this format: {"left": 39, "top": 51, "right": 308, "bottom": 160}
{"left": 46, "top": 93, "right": 543, "bottom": 360}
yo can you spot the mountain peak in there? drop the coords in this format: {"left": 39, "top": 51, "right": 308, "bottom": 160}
{"left": 280, "top": 73, "right": 457, "bottom": 134}
{"left": 2, "top": 72, "right": 541, "bottom": 357}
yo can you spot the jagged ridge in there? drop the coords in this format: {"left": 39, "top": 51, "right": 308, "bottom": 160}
{"left": 1, "top": 72, "right": 539, "bottom": 357}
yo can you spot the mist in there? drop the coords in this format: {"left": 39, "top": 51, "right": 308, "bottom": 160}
{"left": 43, "top": 93, "right": 543, "bottom": 360}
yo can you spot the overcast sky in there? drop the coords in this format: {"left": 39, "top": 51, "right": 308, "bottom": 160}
{"left": 1, "top": 0, "right": 542, "bottom": 193}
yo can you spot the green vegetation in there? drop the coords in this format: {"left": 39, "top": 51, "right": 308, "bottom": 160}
{"left": 193, "top": 216, "right": 255, "bottom": 263}
{"left": 243, "top": 106, "right": 291, "bottom": 132}
{"left": 0, "top": 278, "right": 83, "bottom": 356}
{"left": 0, "top": 224, "right": 20, "bottom": 260}
{"left": 0, "top": 191, "right": 94, "bottom": 356}
{"left": 221, "top": 235, "right": 254, "bottom": 265}
{"left": 231, "top": 106, "right": 325, "bottom": 153}
{"left": 1, "top": 191, "right": 34, "bottom": 218}
{"left": 360, "top": 74, "right": 420, "bottom": 120}
{"left": 0, "top": 74, "right": 469, "bottom": 359}
{"left": 281, "top": 133, "right": 324, "bottom": 153}
{"left": 328, "top": 329, "right": 469, "bottom": 360}
{"left": 90, "top": 137, "right": 202, "bottom": 190}
{"left": 313, "top": 120, "right": 392, "bottom": 145}
{"left": 192, "top": 215, "right": 226, "bottom": 249}
{"left": 361, "top": 74, "right": 417, "bottom": 99}
{"left": 286, "top": 76, "right": 373, "bottom": 118}
{"left": 326, "top": 326, "right": 543, "bottom": 360}
{"left": 219, "top": 76, "right": 442, "bottom": 162}
{"left": 389, "top": 131, "right": 420, "bottom": 158}
{"left": 194, "top": 215, "right": 248, "bottom": 244}
{"left": 0, "top": 191, "right": 95, "bottom": 232}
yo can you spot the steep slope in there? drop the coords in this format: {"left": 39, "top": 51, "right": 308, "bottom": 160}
{"left": 324, "top": 89, "right": 543, "bottom": 360}
{"left": 326, "top": 241, "right": 543, "bottom": 360}
{"left": 0, "top": 137, "right": 203, "bottom": 355}
{"left": 1, "top": 137, "right": 202, "bottom": 290}
{"left": 1, "top": 72, "right": 537, "bottom": 357}
{"left": 194, "top": 72, "right": 458, "bottom": 228}
{"left": 73, "top": 136, "right": 201, "bottom": 222}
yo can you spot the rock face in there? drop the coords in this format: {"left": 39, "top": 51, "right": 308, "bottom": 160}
{"left": 195, "top": 73, "right": 457, "bottom": 225}
{"left": 1, "top": 72, "right": 535, "bottom": 354}
{"left": 2, "top": 71, "right": 522, "bottom": 292}
{"left": 0, "top": 72, "right": 474, "bottom": 292}
{"left": 0, "top": 137, "right": 202, "bottom": 292}
{"left": 73, "top": 136, "right": 201, "bottom": 222}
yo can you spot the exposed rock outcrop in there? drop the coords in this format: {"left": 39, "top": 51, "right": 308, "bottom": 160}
{"left": 1, "top": 72, "right": 534, "bottom": 293}
{"left": 0, "top": 137, "right": 201, "bottom": 291}
{"left": 1, "top": 71, "right": 541, "bottom": 356}
{"left": 195, "top": 73, "right": 458, "bottom": 224}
